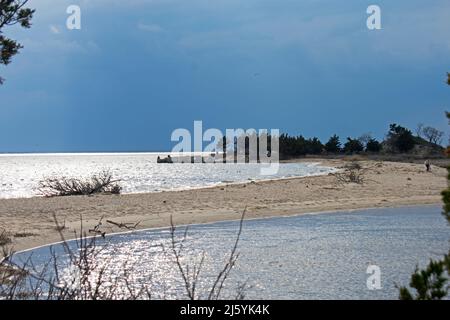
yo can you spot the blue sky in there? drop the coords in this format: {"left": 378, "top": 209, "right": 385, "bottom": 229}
{"left": 0, "top": 0, "right": 449, "bottom": 152}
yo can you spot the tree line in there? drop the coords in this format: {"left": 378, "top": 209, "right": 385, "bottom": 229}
{"left": 219, "top": 123, "right": 445, "bottom": 160}
{"left": 277, "top": 122, "right": 445, "bottom": 159}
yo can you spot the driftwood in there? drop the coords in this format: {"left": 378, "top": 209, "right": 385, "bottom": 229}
{"left": 89, "top": 217, "right": 106, "bottom": 238}
{"left": 106, "top": 220, "right": 141, "bottom": 230}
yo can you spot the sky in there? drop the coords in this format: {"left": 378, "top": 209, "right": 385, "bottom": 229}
{"left": 0, "top": 0, "right": 449, "bottom": 152}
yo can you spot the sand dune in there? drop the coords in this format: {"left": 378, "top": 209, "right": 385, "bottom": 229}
{"left": 0, "top": 159, "right": 447, "bottom": 254}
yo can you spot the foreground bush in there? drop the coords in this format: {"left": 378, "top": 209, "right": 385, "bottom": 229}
{"left": 398, "top": 165, "right": 450, "bottom": 299}
{"left": 0, "top": 231, "right": 11, "bottom": 247}
{"left": 334, "top": 161, "right": 366, "bottom": 184}
{"left": 398, "top": 77, "right": 450, "bottom": 300}
{"left": 0, "top": 212, "right": 247, "bottom": 300}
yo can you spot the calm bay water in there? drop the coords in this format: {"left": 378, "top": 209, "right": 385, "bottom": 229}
{"left": 14, "top": 205, "right": 449, "bottom": 299}
{"left": 0, "top": 153, "right": 335, "bottom": 199}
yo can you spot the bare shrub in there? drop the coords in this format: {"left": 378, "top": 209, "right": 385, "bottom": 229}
{"left": 0, "top": 212, "right": 247, "bottom": 300}
{"left": 0, "top": 230, "right": 11, "bottom": 246}
{"left": 334, "top": 161, "right": 384, "bottom": 185}
{"left": 0, "top": 262, "right": 27, "bottom": 287}
{"left": 334, "top": 161, "right": 365, "bottom": 184}
{"left": 345, "top": 161, "right": 362, "bottom": 170}
{"left": 37, "top": 170, "right": 122, "bottom": 197}
{"left": 165, "top": 209, "right": 246, "bottom": 300}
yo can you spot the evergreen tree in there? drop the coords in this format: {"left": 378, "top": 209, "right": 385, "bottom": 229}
{"left": 0, "top": 0, "right": 34, "bottom": 84}
{"left": 343, "top": 137, "right": 364, "bottom": 154}
{"left": 386, "top": 124, "right": 416, "bottom": 153}
{"left": 399, "top": 74, "right": 450, "bottom": 300}
{"left": 366, "top": 138, "right": 381, "bottom": 152}
{"left": 324, "top": 134, "right": 341, "bottom": 153}
{"left": 306, "top": 137, "right": 323, "bottom": 154}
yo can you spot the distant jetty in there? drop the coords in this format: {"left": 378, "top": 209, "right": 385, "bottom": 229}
{"left": 156, "top": 155, "right": 173, "bottom": 163}
{"left": 156, "top": 153, "right": 274, "bottom": 164}
{"left": 156, "top": 153, "right": 217, "bottom": 164}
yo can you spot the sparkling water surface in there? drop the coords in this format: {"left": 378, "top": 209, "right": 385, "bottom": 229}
{"left": 14, "top": 205, "right": 449, "bottom": 299}
{"left": 0, "top": 153, "right": 335, "bottom": 199}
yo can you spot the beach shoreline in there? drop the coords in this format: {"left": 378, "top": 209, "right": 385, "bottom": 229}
{"left": 0, "top": 158, "right": 447, "bottom": 254}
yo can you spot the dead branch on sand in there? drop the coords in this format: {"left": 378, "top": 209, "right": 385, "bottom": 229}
{"left": 106, "top": 220, "right": 141, "bottom": 230}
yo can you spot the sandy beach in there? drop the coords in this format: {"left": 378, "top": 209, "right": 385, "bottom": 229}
{"left": 0, "top": 158, "right": 447, "bottom": 254}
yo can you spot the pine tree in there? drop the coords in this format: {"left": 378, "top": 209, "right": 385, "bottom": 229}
{"left": 343, "top": 137, "right": 364, "bottom": 154}
{"left": 0, "top": 0, "right": 34, "bottom": 84}
{"left": 366, "top": 138, "right": 382, "bottom": 152}
{"left": 324, "top": 134, "right": 341, "bottom": 153}
{"left": 399, "top": 74, "right": 450, "bottom": 300}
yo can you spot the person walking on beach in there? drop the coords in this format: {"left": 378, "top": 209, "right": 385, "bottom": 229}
{"left": 425, "top": 159, "right": 431, "bottom": 172}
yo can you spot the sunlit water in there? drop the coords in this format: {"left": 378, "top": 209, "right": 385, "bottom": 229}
{"left": 13, "top": 205, "right": 449, "bottom": 299}
{"left": 0, "top": 153, "right": 335, "bottom": 199}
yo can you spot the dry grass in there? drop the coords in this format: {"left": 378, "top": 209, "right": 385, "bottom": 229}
{"left": 0, "top": 211, "right": 248, "bottom": 300}
{"left": 165, "top": 208, "right": 247, "bottom": 300}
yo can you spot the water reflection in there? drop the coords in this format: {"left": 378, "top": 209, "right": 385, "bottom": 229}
{"left": 14, "top": 205, "right": 449, "bottom": 299}
{"left": 0, "top": 153, "right": 335, "bottom": 198}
